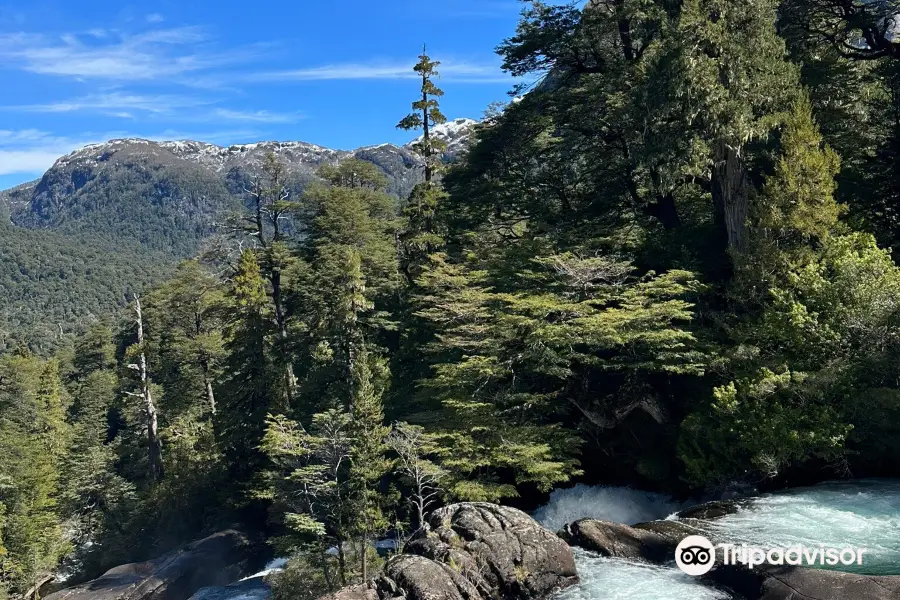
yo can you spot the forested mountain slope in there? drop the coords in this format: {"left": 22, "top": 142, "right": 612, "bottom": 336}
{"left": 9, "top": 1, "right": 900, "bottom": 597}
{"left": 0, "top": 121, "right": 475, "bottom": 351}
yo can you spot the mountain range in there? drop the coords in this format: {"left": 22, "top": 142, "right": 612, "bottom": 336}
{"left": 0, "top": 118, "right": 478, "bottom": 351}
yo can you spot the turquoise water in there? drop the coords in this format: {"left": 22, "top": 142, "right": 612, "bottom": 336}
{"left": 693, "top": 479, "right": 900, "bottom": 575}
{"left": 196, "top": 480, "right": 900, "bottom": 599}
{"left": 555, "top": 549, "right": 729, "bottom": 600}
{"left": 534, "top": 485, "right": 719, "bottom": 600}
{"left": 537, "top": 479, "right": 900, "bottom": 599}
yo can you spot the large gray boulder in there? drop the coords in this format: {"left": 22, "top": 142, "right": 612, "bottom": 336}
{"left": 405, "top": 503, "right": 578, "bottom": 600}
{"left": 377, "top": 555, "right": 482, "bottom": 600}
{"left": 559, "top": 518, "right": 703, "bottom": 563}
{"left": 322, "top": 503, "right": 577, "bottom": 600}
{"left": 708, "top": 564, "right": 900, "bottom": 600}
{"left": 758, "top": 567, "right": 900, "bottom": 600}
{"left": 46, "top": 530, "right": 259, "bottom": 600}
{"left": 558, "top": 519, "right": 674, "bottom": 562}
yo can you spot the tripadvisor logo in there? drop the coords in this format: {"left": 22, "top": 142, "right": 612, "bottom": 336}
{"left": 675, "top": 535, "right": 716, "bottom": 576}
{"left": 674, "top": 535, "right": 868, "bottom": 576}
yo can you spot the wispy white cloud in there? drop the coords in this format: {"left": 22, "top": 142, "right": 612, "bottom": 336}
{"left": 12, "top": 91, "right": 216, "bottom": 115}
{"left": 211, "top": 108, "right": 305, "bottom": 123}
{"left": 0, "top": 129, "right": 104, "bottom": 175}
{"left": 146, "top": 13, "right": 165, "bottom": 24}
{"left": 4, "top": 93, "right": 305, "bottom": 125}
{"left": 0, "top": 26, "right": 257, "bottom": 82}
{"left": 251, "top": 60, "right": 512, "bottom": 83}
{"left": 0, "top": 149, "right": 68, "bottom": 175}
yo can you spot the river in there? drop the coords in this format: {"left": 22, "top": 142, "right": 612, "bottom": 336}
{"left": 538, "top": 479, "right": 900, "bottom": 599}
{"left": 194, "top": 479, "right": 900, "bottom": 599}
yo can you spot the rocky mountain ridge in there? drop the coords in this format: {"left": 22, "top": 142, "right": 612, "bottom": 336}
{"left": 25, "top": 116, "right": 478, "bottom": 189}
{"left": 1, "top": 117, "right": 479, "bottom": 230}
{"left": 0, "top": 118, "right": 479, "bottom": 351}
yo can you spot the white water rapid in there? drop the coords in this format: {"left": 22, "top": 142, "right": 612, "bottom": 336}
{"left": 693, "top": 479, "right": 900, "bottom": 576}
{"left": 558, "top": 548, "right": 730, "bottom": 600}
{"left": 531, "top": 484, "right": 686, "bottom": 533}
{"left": 191, "top": 479, "right": 900, "bottom": 600}
{"left": 188, "top": 557, "right": 286, "bottom": 600}
{"left": 533, "top": 485, "right": 723, "bottom": 600}
{"left": 536, "top": 479, "right": 900, "bottom": 600}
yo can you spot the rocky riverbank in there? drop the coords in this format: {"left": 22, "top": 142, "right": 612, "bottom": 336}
{"left": 44, "top": 489, "right": 900, "bottom": 600}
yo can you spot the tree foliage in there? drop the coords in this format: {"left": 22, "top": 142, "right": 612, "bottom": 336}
{"left": 9, "top": 5, "right": 900, "bottom": 591}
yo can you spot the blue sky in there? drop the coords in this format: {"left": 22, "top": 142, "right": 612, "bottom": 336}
{"left": 0, "top": 0, "right": 529, "bottom": 189}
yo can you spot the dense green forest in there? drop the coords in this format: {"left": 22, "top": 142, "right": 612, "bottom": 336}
{"left": 5, "top": 0, "right": 900, "bottom": 597}
{"left": 0, "top": 135, "right": 422, "bottom": 353}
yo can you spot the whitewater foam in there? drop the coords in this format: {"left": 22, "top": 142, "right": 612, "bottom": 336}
{"left": 691, "top": 479, "right": 900, "bottom": 575}
{"left": 240, "top": 557, "right": 287, "bottom": 581}
{"left": 557, "top": 549, "right": 729, "bottom": 600}
{"left": 532, "top": 484, "right": 684, "bottom": 532}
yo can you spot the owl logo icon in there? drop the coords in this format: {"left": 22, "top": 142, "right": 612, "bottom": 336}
{"left": 675, "top": 535, "right": 716, "bottom": 576}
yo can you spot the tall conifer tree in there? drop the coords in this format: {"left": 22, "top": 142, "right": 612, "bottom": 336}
{"left": 397, "top": 46, "right": 448, "bottom": 183}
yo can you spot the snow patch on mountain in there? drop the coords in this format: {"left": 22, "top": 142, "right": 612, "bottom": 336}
{"left": 405, "top": 118, "right": 478, "bottom": 158}
{"left": 39, "top": 118, "right": 479, "bottom": 191}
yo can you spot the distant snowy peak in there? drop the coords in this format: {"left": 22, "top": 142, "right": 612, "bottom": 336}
{"left": 54, "top": 138, "right": 353, "bottom": 174}
{"left": 50, "top": 118, "right": 478, "bottom": 176}
{"left": 430, "top": 117, "right": 479, "bottom": 140}
{"left": 405, "top": 118, "right": 479, "bottom": 157}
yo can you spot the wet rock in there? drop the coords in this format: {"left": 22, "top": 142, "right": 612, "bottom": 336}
{"left": 46, "top": 530, "right": 258, "bottom": 600}
{"left": 558, "top": 520, "right": 675, "bottom": 562}
{"left": 631, "top": 519, "right": 698, "bottom": 544}
{"left": 757, "top": 566, "right": 900, "bottom": 599}
{"left": 708, "top": 564, "right": 900, "bottom": 600}
{"left": 676, "top": 499, "right": 743, "bottom": 520}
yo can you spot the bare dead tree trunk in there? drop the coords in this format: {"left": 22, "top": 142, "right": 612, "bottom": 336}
{"left": 246, "top": 170, "right": 297, "bottom": 410}
{"left": 204, "top": 376, "right": 217, "bottom": 415}
{"left": 22, "top": 574, "right": 54, "bottom": 600}
{"left": 337, "top": 540, "right": 348, "bottom": 586}
{"left": 712, "top": 139, "right": 750, "bottom": 254}
{"left": 195, "top": 311, "right": 217, "bottom": 416}
{"left": 134, "top": 296, "right": 164, "bottom": 481}
{"left": 416, "top": 480, "right": 427, "bottom": 529}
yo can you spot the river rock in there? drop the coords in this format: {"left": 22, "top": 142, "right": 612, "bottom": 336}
{"left": 676, "top": 499, "right": 743, "bottom": 520}
{"left": 708, "top": 564, "right": 900, "bottom": 600}
{"left": 320, "top": 502, "right": 577, "bottom": 600}
{"left": 405, "top": 502, "right": 578, "bottom": 600}
{"left": 558, "top": 519, "right": 675, "bottom": 562}
{"left": 46, "top": 530, "right": 259, "bottom": 600}
{"left": 758, "top": 567, "right": 900, "bottom": 600}
{"left": 376, "top": 555, "right": 482, "bottom": 600}
{"left": 631, "top": 519, "right": 698, "bottom": 543}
